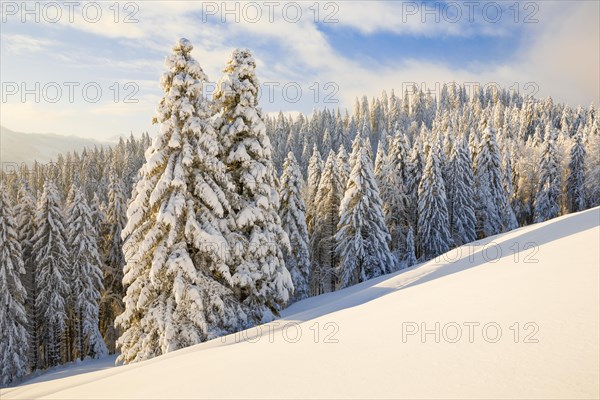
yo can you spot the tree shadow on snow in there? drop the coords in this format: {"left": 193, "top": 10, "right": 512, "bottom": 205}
{"left": 280, "top": 207, "right": 600, "bottom": 325}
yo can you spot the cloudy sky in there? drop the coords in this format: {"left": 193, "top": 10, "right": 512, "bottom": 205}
{"left": 1, "top": 0, "right": 598, "bottom": 141}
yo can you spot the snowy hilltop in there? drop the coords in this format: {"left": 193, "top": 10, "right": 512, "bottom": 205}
{"left": 2, "top": 207, "right": 598, "bottom": 399}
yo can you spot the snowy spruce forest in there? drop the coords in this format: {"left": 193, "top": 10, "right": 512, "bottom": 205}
{"left": 1, "top": 37, "right": 599, "bottom": 387}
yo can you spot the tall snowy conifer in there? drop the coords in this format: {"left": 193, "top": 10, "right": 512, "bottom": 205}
{"left": 447, "top": 137, "right": 477, "bottom": 246}
{"left": 117, "top": 39, "right": 242, "bottom": 364}
{"left": 534, "top": 126, "right": 562, "bottom": 222}
{"left": 305, "top": 145, "right": 323, "bottom": 235}
{"left": 101, "top": 171, "right": 127, "bottom": 353}
{"left": 279, "top": 152, "right": 311, "bottom": 302}
{"left": 0, "top": 185, "right": 29, "bottom": 386}
{"left": 585, "top": 118, "right": 600, "bottom": 207}
{"left": 14, "top": 182, "right": 38, "bottom": 369}
{"left": 406, "top": 144, "right": 424, "bottom": 233}
{"left": 473, "top": 126, "right": 507, "bottom": 237}
{"left": 336, "top": 137, "right": 395, "bottom": 288}
{"left": 67, "top": 187, "right": 107, "bottom": 359}
{"left": 32, "top": 180, "right": 69, "bottom": 368}
{"left": 374, "top": 130, "right": 389, "bottom": 176}
{"left": 417, "top": 141, "right": 452, "bottom": 260}
{"left": 214, "top": 48, "right": 292, "bottom": 323}
{"left": 566, "top": 128, "right": 586, "bottom": 212}
{"left": 336, "top": 146, "right": 350, "bottom": 187}
{"left": 379, "top": 126, "right": 411, "bottom": 256}
{"left": 403, "top": 227, "right": 417, "bottom": 268}
{"left": 501, "top": 144, "right": 519, "bottom": 231}
{"left": 311, "top": 152, "right": 344, "bottom": 294}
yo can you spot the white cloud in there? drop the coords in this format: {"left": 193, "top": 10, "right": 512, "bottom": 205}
{"left": 0, "top": 34, "right": 58, "bottom": 54}
{"left": 510, "top": 1, "right": 600, "bottom": 106}
{"left": 246, "top": 1, "right": 600, "bottom": 110}
{"left": 2, "top": 1, "right": 597, "bottom": 140}
{"left": 328, "top": 1, "right": 480, "bottom": 36}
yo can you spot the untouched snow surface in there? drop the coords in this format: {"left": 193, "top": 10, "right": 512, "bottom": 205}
{"left": 3, "top": 207, "right": 599, "bottom": 399}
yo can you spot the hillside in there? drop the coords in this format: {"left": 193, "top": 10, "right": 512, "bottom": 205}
{"left": 0, "top": 126, "right": 108, "bottom": 166}
{"left": 2, "top": 207, "right": 599, "bottom": 399}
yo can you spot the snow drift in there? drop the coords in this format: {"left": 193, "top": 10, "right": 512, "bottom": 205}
{"left": 2, "top": 207, "right": 599, "bottom": 399}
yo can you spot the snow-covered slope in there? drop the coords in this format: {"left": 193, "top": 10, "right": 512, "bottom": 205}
{"left": 3, "top": 208, "right": 599, "bottom": 399}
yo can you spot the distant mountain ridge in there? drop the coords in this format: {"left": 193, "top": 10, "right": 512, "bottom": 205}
{"left": 0, "top": 126, "right": 109, "bottom": 166}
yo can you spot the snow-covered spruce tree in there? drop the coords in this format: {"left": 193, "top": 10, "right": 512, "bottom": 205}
{"left": 378, "top": 126, "right": 411, "bottom": 257}
{"left": 374, "top": 129, "right": 389, "bottom": 176}
{"left": 122, "top": 135, "right": 144, "bottom": 196}
{"left": 410, "top": 87, "right": 427, "bottom": 128}
{"left": 403, "top": 227, "right": 417, "bottom": 268}
{"left": 214, "top": 48, "right": 292, "bottom": 323}
{"left": 501, "top": 143, "right": 519, "bottom": 231}
{"left": 0, "top": 184, "right": 29, "bottom": 386}
{"left": 305, "top": 145, "right": 323, "bottom": 235}
{"left": 271, "top": 112, "right": 289, "bottom": 174}
{"left": 534, "top": 126, "right": 562, "bottom": 223}
{"left": 360, "top": 115, "right": 375, "bottom": 156}
{"left": 300, "top": 136, "right": 312, "bottom": 174}
{"left": 278, "top": 152, "right": 311, "bottom": 302}
{"left": 441, "top": 126, "right": 454, "bottom": 195}
{"left": 117, "top": 39, "right": 243, "bottom": 364}
{"left": 100, "top": 171, "right": 127, "bottom": 354}
{"left": 64, "top": 184, "right": 78, "bottom": 362}
{"left": 336, "top": 146, "right": 350, "bottom": 187}
{"left": 406, "top": 144, "right": 424, "bottom": 234}
{"left": 14, "top": 182, "right": 38, "bottom": 369}
{"left": 67, "top": 187, "right": 107, "bottom": 360}
{"left": 311, "top": 152, "right": 344, "bottom": 294}
{"left": 321, "top": 128, "right": 333, "bottom": 157}
{"left": 447, "top": 137, "right": 477, "bottom": 246}
{"left": 469, "top": 126, "right": 480, "bottom": 165}
{"left": 88, "top": 194, "right": 107, "bottom": 272}
{"left": 417, "top": 141, "right": 452, "bottom": 260}
{"left": 336, "top": 137, "right": 395, "bottom": 288}
{"left": 32, "top": 180, "right": 69, "bottom": 368}
{"left": 106, "top": 171, "right": 127, "bottom": 285}
{"left": 65, "top": 184, "right": 76, "bottom": 211}
{"left": 90, "top": 193, "right": 106, "bottom": 233}
{"left": 566, "top": 128, "right": 586, "bottom": 213}
{"left": 585, "top": 119, "right": 600, "bottom": 207}
{"left": 473, "top": 126, "right": 507, "bottom": 238}
{"left": 508, "top": 139, "right": 527, "bottom": 225}
{"left": 344, "top": 116, "right": 358, "bottom": 151}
